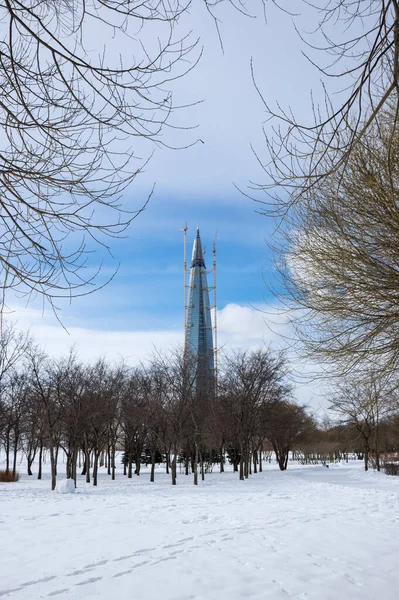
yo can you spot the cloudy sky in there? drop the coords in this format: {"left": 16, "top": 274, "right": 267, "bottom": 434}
{"left": 6, "top": 2, "right": 329, "bottom": 410}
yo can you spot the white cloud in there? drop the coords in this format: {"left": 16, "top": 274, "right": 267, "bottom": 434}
{"left": 217, "top": 303, "right": 288, "bottom": 348}
{"left": 5, "top": 302, "right": 324, "bottom": 409}
{"left": 6, "top": 302, "right": 286, "bottom": 362}
{"left": 6, "top": 308, "right": 181, "bottom": 365}
{"left": 218, "top": 304, "right": 326, "bottom": 411}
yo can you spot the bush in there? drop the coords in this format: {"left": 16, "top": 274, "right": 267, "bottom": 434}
{"left": 0, "top": 469, "right": 19, "bottom": 482}
{"left": 382, "top": 462, "right": 399, "bottom": 476}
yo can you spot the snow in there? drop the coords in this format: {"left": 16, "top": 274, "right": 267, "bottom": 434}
{"left": 0, "top": 458, "right": 398, "bottom": 600}
{"left": 55, "top": 479, "right": 76, "bottom": 495}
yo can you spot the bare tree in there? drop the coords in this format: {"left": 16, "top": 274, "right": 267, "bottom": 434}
{"left": 0, "top": 322, "right": 32, "bottom": 474}
{"left": 273, "top": 110, "right": 399, "bottom": 375}
{"left": 0, "top": 0, "right": 248, "bottom": 307}
{"left": 2, "top": 370, "right": 31, "bottom": 476}
{"left": 142, "top": 364, "right": 168, "bottom": 483}
{"left": 21, "top": 387, "right": 44, "bottom": 476}
{"left": 243, "top": 2, "right": 399, "bottom": 383}
{"left": 0, "top": 321, "right": 32, "bottom": 383}
{"left": 84, "top": 359, "right": 119, "bottom": 486}
{"left": 151, "top": 348, "right": 195, "bottom": 485}
{"left": 28, "top": 350, "right": 69, "bottom": 489}
{"left": 254, "top": 1, "right": 399, "bottom": 207}
{"left": 107, "top": 365, "right": 124, "bottom": 481}
{"left": 219, "top": 348, "right": 289, "bottom": 480}
{"left": 266, "top": 401, "right": 314, "bottom": 471}
{"left": 329, "top": 373, "right": 396, "bottom": 471}
{"left": 119, "top": 370, "right": 140, "bottom": 477}
{"left": 58, "top": 352, "right": 87, "bottom": 485}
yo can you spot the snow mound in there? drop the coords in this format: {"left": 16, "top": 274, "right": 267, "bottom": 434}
{"left": 55, "top": 479, "right": 75, "bottom": 494}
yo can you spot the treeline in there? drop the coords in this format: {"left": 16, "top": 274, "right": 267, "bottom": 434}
{"left": 2, "top": 322, "right": 399, "bottom": 489}
{"left": 0, "top": 322, "right": 318, "bottom": 489}
{"left": 297, "top": 418, "right": 399, "bottom": 470}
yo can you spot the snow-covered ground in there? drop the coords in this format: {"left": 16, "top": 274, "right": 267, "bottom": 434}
{"left": 1, "top": 458, "right": 398, "bottom": 600}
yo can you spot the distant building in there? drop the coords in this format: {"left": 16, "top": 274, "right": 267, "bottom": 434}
{"left": 185, "top": 228, "right": 215, "bottom": 381}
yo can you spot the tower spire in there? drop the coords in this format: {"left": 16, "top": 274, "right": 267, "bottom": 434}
{"left": 185, "top": 227, "right": 214, "bottom": 380}
{"left": 191, "top": 227, "right": 205, "bottom": 268}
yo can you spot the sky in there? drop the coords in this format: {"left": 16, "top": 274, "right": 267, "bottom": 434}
{"left": 5, "top": 1, "right": 330, "bottom": 411}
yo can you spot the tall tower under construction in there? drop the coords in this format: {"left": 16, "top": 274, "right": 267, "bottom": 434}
{"left": 185, "top": 228, "right": 215, "bottom": 380}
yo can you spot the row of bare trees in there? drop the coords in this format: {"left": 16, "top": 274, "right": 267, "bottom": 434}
{"left": 0, "top": 322, "right": 318, "bottom": 489}
{"left": 3, "top": 319, "right": 399, "bottom": 486}
{"left": 326, "top": 372, "right": 399, "bottom": 472}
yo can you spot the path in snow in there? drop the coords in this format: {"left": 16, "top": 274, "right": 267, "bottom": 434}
{"left": 0, "top": 462, "right": 398, "bottom": 600}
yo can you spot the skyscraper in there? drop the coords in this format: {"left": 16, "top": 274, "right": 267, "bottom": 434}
{"left": 185, "top": 228, "right": 215, "bottom": 380}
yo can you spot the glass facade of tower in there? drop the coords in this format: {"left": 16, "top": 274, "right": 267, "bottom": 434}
{"left": 185, "top": 228, "right": 215, "bottom": 376}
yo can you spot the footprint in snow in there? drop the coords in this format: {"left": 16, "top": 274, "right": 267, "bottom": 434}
{"left": 85, "top": 559, "right": 108, "bottom": 568}
{"left": 112, "top": 570, "right": 131, "bottom": 578}
{"left": 76, "top": 577, "right": 102, "bottom": 586}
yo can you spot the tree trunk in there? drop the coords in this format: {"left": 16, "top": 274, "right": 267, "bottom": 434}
{"left": 253, "top": 450, "right": 257, "bottom": 474}
{"left": 150, "top": 448, "right": 156, "bottom": 482}
{"left": 220, "top": 446, "right": 224, "bottom": 473}
{"left": 49, "top": 439, "right": 57, "bottom": 491}
{"left": 134, "top": 455, "right": 141, "bottom": 476}
{"left": 234, "top": 447, "right": 240, "bottom": 472}
{"left": 12, "top": 432, "right": 19, "bottom": 476}
{"left": 128, "top": 454, "right": 133, "bottom": 478}
{"left": 85, "top": 449, "right": 91, "bottom": 483}
{"left": 273, "top": 443, "right": 288, "bottom": 471}
{"left": 27, "top": 454, "right": 34, "bottom": 476}
{"left": 239, "top": 456, "right": 244, "bottom": 481}
{"left": 111, "top": 445, "right": 116, "bottom": 481}
{"left": 107, "top": 446, "right": 111, "bottom": 475}
{"left": 93, "top": 451, "right": 100, "bottom": 486}
{"left": 72, "top": 451, "right": 77, "bottom": 487}
{"left": 201, "top": 452, "right": 205, "bottom": 481}
{"left": 244, "top": 448, "right": 249, "bottom": 479}
{"left": 374, "top": 425, "right": 380, "bottom": 472}
{"left": 171, "top": 452, "right": 177, "bottom": 485}
{"left": 54, "top": 444, "right": 59, "bottom": 476}
{"left": 5, "top": 431, "right": 10, "bottom": 474}
{"left": 185, "top": 454, "right": 189, "bottom": 476}
{"left": 284, "top": 454, "right": 289, "bottom": 470}
{"left": 66, "top": 451, "right": 72, "bottom": 479}
{"left": 259, "top": 450, "right": 263, "bottom": 472}
{"left": 364, "top": 439, "right": 370, "bottom": 471}
{"left": 38, "top": 442, "right": 43, "bottom": 480}
{"left": 81, "top": 450, "right": 86, "bottom": 475}
{"left": 193, "top": 444, "right": 198, "bottom": 486}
